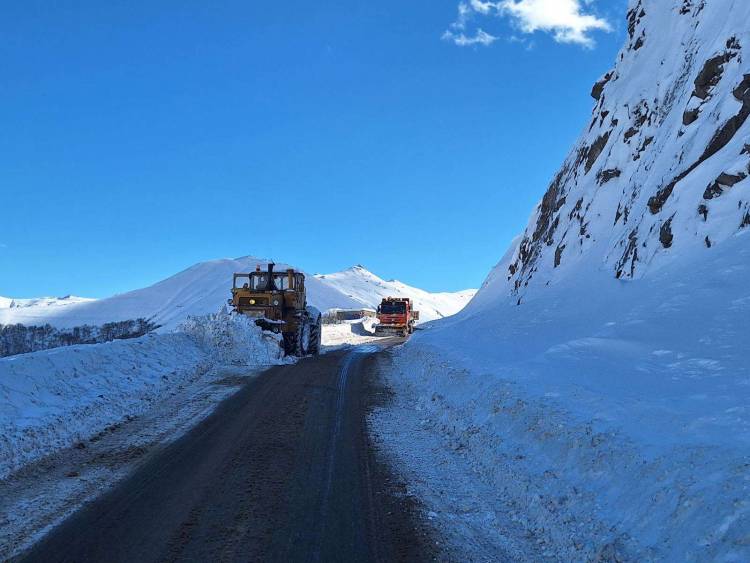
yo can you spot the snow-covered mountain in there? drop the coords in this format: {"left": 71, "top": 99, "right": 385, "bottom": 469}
{"left": 1, "top": 259, "right": 472, "bottom": 330}
{"left": 0, "top": 257, "right": 363, "bottom": 331}
{"left": 314, "top": 265, "right": 476, "bottom": 322}
{"left": 477, "top": 0, "right": 749, "bottom": 305}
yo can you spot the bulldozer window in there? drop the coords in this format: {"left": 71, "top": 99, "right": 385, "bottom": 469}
{"left": 234, "top": 275, "right": 251, "bottom": 289}
{"left": 250, "top": 274, "right": 269, "bottom": 290}
{"left": 275, "top": 273, "right": 303, "bottom": 291}
{"left": 276, "top": 275, "right": 291, "bottom": 290}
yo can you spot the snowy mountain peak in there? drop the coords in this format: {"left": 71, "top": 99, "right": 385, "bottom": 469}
{"left": 489, "top": 0, "right": 750, "bottom": 301}
{"left": 231, "top": 255, "right": 273, "bottom": 266}
{"left": 1, "top": 257, "right": 474, "bottom": 330}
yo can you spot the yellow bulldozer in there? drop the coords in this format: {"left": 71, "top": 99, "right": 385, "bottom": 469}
{"left": 229, "top": 263, "right": 321, "bottom": 356}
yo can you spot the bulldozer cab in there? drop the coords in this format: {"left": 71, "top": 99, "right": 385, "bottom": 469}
{"left": 231, "top": 265, "right": 306, "bottom": 322}
{"left": 233, "top": 271, "right": 305, "bottom": 293}
{"left": 229, "top": 263, "right": 321, "bottom": 357}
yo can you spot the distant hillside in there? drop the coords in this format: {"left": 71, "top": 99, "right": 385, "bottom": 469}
{"left": 0, "top": 257, "right": 362, "bottom": 331}
{"left": 1, "top": 259, "right": 473, "bottom": 330}
{"left": 315, "top": 265, "right": 476, "bottom": 322}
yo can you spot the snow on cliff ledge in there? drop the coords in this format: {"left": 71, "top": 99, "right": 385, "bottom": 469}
{"left": 494, "top": 0, "right": 750, "bottom": 301}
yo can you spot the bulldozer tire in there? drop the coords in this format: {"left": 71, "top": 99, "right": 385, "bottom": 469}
{"left": 308, "top": 317, "right": 321, "bottom": 355}
{"left": 282, "top": 332, "right": 298, "bottom": 356}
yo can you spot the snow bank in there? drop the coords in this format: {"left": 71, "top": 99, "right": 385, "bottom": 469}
{"left": 179, "top": 309, "right": 285, "bottom": 366}
{"left": 321, "top": 317, "right": 380, "bottom": 348}
{"left": 0, "top": 312, "right": 284, "bottom": 479}
{"left": 376, "top": 231, "right": 750, "bottom": 561}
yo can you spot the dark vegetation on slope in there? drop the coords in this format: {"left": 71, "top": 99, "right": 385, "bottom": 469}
{"left": 0, "top": 318, "right": 159, "bottom": 358}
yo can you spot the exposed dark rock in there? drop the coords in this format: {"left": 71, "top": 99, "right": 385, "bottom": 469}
{"left": 615, "top": 230, "right": 639, "bottom": 279}
{"left": 681, "top": 42, "right": 740, "bottom": 127}
{"left": 569, "top": 198, "right": 583, "bottom": 220}
{"left": 633, "top": 35, "right": 645, "bottom": 51}
{"left": 698, "top": 204, "right": 708, "bottom": 220}
{"left": 727, "top": 37, "right": 741, "bottom": 50}
{"left": 614, "top": 203, "right": 631, "bottom": 225}
{"left": 633, "top": 137, "right": 654, "bottom": 161}
{"left": 648, "top": 175, "right": 683, "bottom": 214}
{"left": 659, "top": 216, "right": 675, "bottom": 248}
{"left": 649, "top": 75, "right": 750, "bottom": 214}
{"left": 623, "top": 105, "right": 649, "bottom": 143}
{"left": 742, "top": 212, "right": 750, "bottom": 229}
{"left": 627, "top": 4, "right": 645, "bottom": 39}
{"left": 508, "top": 165, "right": 575, "bottom": 291}
{"left": 597, "top": 168, "right": 621, "bottom": 185}
{"left": 591, "top": 71, "right": 614, "bottom": 101}
{"left": 554, "top": 196, "right": 567, "bottom": 212}
{"left": 703, "top": 182, "right": 724, "bottom": 200}
{"left": 693, "top": 52, "right": 734, "bottom": 99}
{"left": 554, "top": 244, "right": 566, "bottom": 268}
{"left": 701, "top": 82, "right": 750, "bottom": 160}
{"left": 705, "top": 236, "right": 712, "bottom": 248}
{"left": 584, "top": 132, "right": 611, "bottom": 173}
{"left": 717, "top": 172, "right": 746, "bottom": 186}
{"left": 683, "top": 108, "right": 699, "bottom": 125}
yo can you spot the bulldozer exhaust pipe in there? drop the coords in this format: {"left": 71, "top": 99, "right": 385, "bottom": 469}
{"left": 266, "top": 262, "right": 276, "bottom": 291}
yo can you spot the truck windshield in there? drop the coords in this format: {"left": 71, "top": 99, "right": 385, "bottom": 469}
{"left": 380, "top": 302, "right": 406, "bottom": 314}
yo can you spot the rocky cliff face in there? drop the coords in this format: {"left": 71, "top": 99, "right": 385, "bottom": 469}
{"left": 499, "top": 0, "right": 750, "bottom": 299}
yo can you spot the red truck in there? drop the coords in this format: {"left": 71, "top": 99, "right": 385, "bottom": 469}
{"left": 374, "top": 297, "right": 419, "bottom": 337}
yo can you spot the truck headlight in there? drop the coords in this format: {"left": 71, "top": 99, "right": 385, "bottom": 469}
{"left": 273, "top": 300, "right": 279, "bottom": 305}
{"left": 249, "top": 299, "right": 256, "bottom": 305}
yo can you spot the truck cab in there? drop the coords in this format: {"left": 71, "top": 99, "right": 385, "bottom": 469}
{"left": 375, "top": 297, "right": 419, "bottom": 337}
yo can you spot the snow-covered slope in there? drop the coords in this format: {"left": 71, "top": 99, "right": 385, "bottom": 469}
{"left": 380, "top": 231, "right": 750, "bottom": 560}
{"left": 0, "top": 311, "right": 284, "bottom": 480}
{"left": 0, "top": 295, "right": 93, "bottom": 311}
{"left": 315, "top": 265, "right": 476, "bottom": 322}
{"left": 2, "top": 260, "right": 472, "bottom": 331}
{"left": 480, "top": 0, "right": 750, "bottom": 304}
{"left": 0, "top": 258, "right": 363, "bottom": 331}
{"left": 376, "top": 1, "right": 750, "bottom": 560}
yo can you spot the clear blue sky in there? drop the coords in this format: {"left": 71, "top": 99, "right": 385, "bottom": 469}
{"left": 1, "top": 0, "right": 626, "bottom": 297}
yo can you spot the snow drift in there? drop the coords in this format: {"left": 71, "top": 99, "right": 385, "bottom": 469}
{"left": 0, "top": 311, "right": 284, "bottom": 479}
